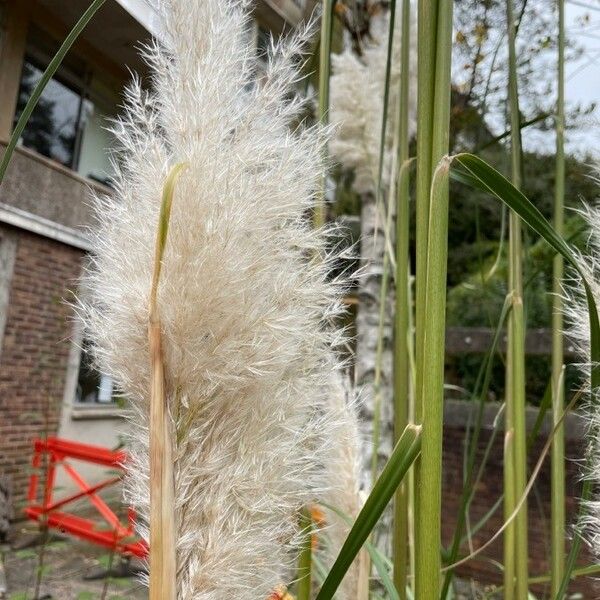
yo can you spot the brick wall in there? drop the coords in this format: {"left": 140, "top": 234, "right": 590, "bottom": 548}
{"left": 443, "top": 424, "right": 600, "bottom": 596}
{"left": 0, "top": 227, "right": 82, "bottom": 504}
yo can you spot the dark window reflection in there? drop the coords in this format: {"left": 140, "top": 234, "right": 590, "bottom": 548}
{"left": 76, "top": 338, "right": 115, "bottom": 404}
{"left": 14, "top": 60, "right": 82, "bottom": 168}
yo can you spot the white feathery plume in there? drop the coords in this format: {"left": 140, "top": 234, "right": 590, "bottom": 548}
{"left": 564, "top": 201, "right": 600, "bottom": 555}
{"left": 77, "top": 1, "right": 354, "bottom": 597}
{"left": 329, "top": 8, "right": 417, "bottom": 195}
{"left": 320, "top": 375, "right": 365, "bottom": 600}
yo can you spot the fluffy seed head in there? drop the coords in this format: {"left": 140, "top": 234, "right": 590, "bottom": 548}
{"left": 319, "top": 375, "right": 363, "bottom": 599}
{"left": 329, "top": 8, "right": 417, "bottom": 194}
{"left": 565, "top": 201, "right": 600, "bottom": 556}
{"left": 77, "top": 1, "right": 355, "bottom": 597}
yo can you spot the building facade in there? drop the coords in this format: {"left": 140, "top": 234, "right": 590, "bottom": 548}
{"left": 0, "top": 0, "right": 312, "bottom": 504}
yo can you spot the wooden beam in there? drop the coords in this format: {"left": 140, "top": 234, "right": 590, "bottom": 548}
{"left": 0, "top": 0, "right": 34, "bottom": 140}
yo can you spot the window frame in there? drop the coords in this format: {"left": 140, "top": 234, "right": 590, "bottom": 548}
{"left": 13, "top": 25, "right": 119, "bottom": 178}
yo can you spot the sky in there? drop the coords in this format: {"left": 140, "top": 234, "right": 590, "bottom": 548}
{"left": 563, "top": 0, "right": 600, "bottom": 156}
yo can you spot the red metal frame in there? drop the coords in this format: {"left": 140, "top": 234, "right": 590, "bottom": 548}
{"left": 25, "top": 437, "right": 148, "bottom": 559}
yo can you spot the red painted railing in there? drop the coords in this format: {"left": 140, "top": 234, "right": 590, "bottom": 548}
{"left": 25, "top": 437, "right": 148, "bottom": 559}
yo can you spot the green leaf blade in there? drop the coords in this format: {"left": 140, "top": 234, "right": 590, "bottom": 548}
{"left": 315, "top": 424, "right": 422, "bottom": 600}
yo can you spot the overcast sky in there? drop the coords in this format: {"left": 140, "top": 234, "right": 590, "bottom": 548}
{"left": 564, "top": 0, "right": 600, "bottom": 156}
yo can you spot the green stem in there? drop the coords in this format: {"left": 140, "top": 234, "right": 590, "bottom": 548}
{"left": 375, "top": 0, "right": 397, "bottom": 200}
{"left": 372, "top": 0, "right": 399, "bottom": 510}
{"left": 315, "top": 0, "right": 335, "bottom": 228}
{"left": 416, "top": 158, "right": 452, "bottom": 600}
{"left": 414, "top": 0, "right": 438, "bottom": 425}
{"left": 505, "top": 1, "right": 529, "bottom": 597}
{"left": 392, "top": 0, "right": 412, "bottom": 574}
{"left": 550, "top": 0, "right": 566, "bottom": 595}
{"left": 414, "top": 0, "right": 439, "bottom": 586}
{"left": 0, "top": 0, "right": 107, "bottom": 183}
{"left": 536, "top": 563, "right": 600, "bottom": 585}
{"left": 372, "top": 245, "right": 392, "bottom": 486}
{"left": 296, "top": 509, "right": 313, "bottom": 600}
{"left": 414, "top": 0, "right": 453, "bottom": 596}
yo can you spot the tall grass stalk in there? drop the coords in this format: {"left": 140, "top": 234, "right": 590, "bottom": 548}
{"left": 366, "top": 14, "right": 402, "bottom": 303}
{"left": 371, "top": 0, "right": 398, "bottom": 485}
{"left": 414, "top": 1, "right": 453, "bottom": 597}
{"left": 416, "top": 155, "right": 452, "bottom": 599}
{"left": 296, "top": 510, "right": 313, "bottom": 600}
{"left": 315, "top": 0, "right": 335, "bottom": 229}
{"left": 371, "top": 219, "right": 393, "bottom": 487}
{"left": 372, "top": 164, "right": 401, "bottom": 506}
{"left": 414, "top": 0, "right": 438, "bottom": 423}
{"left": 371, "top": 0, "right": 400, "bottom": 487}
{"left": 148, "top": 163, "right": 186, "bottom": 600}
{"left": 392, "top": 2, "right": 412, "bottom": 596}
{"left": 375, "top": 0, "right": 397, "bottom": 202}
{"left": 550, "top": 0, "right": 566, "bottom": 594}
{"left": 505, "top": 1, "right": 529, "bottom": 596}
{"left": 413, "top": 0, "right": 439, "bottom": 582}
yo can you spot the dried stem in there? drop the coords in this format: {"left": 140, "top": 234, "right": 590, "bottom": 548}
{"left": 148, "top": 163, "right": 187, "bottom": 600}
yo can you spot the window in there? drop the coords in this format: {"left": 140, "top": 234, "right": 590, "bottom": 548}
{"left": 15, "top": 59, "right": 82, "bottom": 168}
{"left": 13, "top": 26, "right": 119, "bottom": 184}
{"left": 75, "top": 338, "right": 117, "bottom": 405}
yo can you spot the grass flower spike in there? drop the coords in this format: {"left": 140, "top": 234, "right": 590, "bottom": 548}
{"left": 565, "top": 202, "right": 600, "bottom": 555}
{"left": 78, "top": 0, "right": 352, "bottom": 597}
{"left": 320, "top": 375, "right": 364, "bottom": 599}
{"left": 329, "top": 8, "right": 416, "bottom": 195}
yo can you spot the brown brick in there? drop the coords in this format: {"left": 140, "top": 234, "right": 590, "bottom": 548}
{"left": 0, "top": 229, "right": 82, "bottom": 507}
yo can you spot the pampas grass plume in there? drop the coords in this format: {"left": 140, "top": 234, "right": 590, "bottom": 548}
{"left": 77, "top": 1, "right": 359, "bottom": 597}
{"left": 566, "top": 201, "right": 600, "bottom": 556}
{"left": 329, "top": 8, "right": 417, "bottom": 194}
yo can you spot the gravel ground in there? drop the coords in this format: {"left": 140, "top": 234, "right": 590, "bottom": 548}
{"left": 0, "top": 523, "right": 496, "bottom": 600}
{"left": 1, "top": 522, "right": 147, "bottom": 600}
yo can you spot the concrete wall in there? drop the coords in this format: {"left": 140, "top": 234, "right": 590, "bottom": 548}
{"left": 0, "top": 142, "right": 108, "bottom": 232}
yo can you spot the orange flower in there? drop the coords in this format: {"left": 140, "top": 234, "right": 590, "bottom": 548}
{"left": 269, "top": 585, "right": 294, "bottom": 600}
{"left": 310, "top": 505, "right": 326, "bottom": 528}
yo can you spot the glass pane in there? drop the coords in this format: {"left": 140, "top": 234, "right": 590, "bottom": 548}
{"left": 97, "top": 375, "right": 114, "bottom": 403}
{"left": 76, "top": 351, "right": 101, "bottom": 403}
{"left": 14, "top": 60, "right": 82, "bottom": 168}
{"left": 76, "top": 97, "right": 115, "bottom": 185}
{"left": 75, "top": 339, "right": 115, "bottom": 404}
